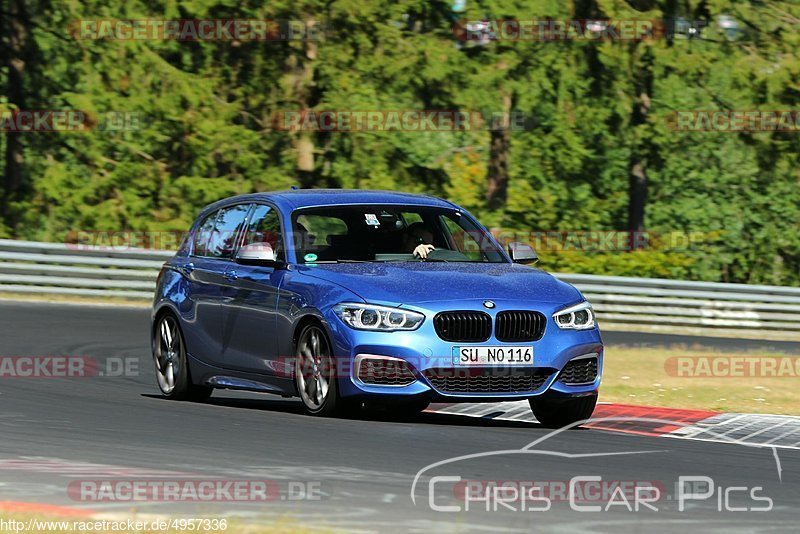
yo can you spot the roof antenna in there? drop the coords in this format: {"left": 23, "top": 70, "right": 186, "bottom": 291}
{"left": 290, "top": 185, "right": 300, "bottom": 190}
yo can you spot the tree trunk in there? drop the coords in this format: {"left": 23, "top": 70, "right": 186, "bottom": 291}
{"left": 485, "top": 92, "right": 512, "bottom": 210}
{"left": 295, "top": 133, "right": 315, "bottom": 188}
{"left": 2, "top": 0, "right": 29, "bottom": 226}
{"left": 627, "top": 159, "right": 647, "bottom": 234}
{"left": 288, "top": 19, "right": 317, "bottom": 188}
{"left": 627, "top": 52, "right": 653, "bottom": 248}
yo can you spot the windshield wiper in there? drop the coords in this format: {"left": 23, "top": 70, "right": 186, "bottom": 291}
{"left": 305, "top": 259, "right": 372, "bottom": 264}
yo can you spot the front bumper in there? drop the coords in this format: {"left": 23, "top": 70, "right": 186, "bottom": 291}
{"left": 325, "top": 299, "right": 603, "bottom": 402}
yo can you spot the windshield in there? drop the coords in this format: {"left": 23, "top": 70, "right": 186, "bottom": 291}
{"left": 291, "top": 205, "right": 507, "bottom": 263}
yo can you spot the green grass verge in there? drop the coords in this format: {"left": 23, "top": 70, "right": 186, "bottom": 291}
{"left": 600, "top": 346, "right": 800, "bottom": 415}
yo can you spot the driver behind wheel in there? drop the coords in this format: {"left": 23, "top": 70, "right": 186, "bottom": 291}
{"left": 403, "top": 222, "right": 436, "bottom": 259}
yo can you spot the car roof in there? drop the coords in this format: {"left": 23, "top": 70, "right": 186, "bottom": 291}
{"left": 202, "top": 189, "right": 457, "bottom": 214}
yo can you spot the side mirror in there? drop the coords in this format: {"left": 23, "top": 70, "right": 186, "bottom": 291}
{"left": 235, "top": 242, "right": 284, "bottom": 268}
{"left": 508, "top": 241, "right": 538, "bottom": 264}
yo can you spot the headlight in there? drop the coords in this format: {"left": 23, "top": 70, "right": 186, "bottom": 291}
{"left": 334, "top": 303, "right": 425, "bottom": 331}
{"left": 553, "top": 301, "right": 596, "bottom": 330}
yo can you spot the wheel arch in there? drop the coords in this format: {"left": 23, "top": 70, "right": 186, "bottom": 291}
{"left": 292, "top": 312, "right": 331, "bottom": 351}
{"left": 151, "top": 303, "right": 183, "bottom": 348}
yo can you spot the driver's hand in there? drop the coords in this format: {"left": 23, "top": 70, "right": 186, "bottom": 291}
{"left": 413, "top": 244, "right": 435, "bottom": 259}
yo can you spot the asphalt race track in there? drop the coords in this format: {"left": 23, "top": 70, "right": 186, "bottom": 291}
{"left": 1, "top": 301, "right": 798, "bottom": 532}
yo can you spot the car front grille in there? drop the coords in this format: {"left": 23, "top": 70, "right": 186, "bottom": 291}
{"left": 558, "top": 356, "right": 598, "bottom": 385}
{"left": 357, "top": 357, "right": 417, "bottom": 386}
{"left": 433, "top": 311, "right": 492, "bottom": 342}
{"left": 495, "top": 311, "right": 546, "bottom": 342}
{"left": 423, "top": 367, "right": 552, "bottom": 394}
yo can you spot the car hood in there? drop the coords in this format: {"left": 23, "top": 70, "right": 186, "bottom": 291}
{"left": 295, "top": 262, "right": 582, "bottom": 306}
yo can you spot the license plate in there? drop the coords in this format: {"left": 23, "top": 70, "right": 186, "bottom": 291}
{"left": 452, "top": 346, "right": 533, "bottom": 366}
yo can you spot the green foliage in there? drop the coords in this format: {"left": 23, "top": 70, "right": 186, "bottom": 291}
{"left": 540, "top": 250, "right": 696, "bottom": 280}
{"left": 1, "top": 0, "right": 799, "bottom": 285}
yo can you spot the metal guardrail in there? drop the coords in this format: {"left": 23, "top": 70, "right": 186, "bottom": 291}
{"left": 0, "top": 239, "right": 170, "bottom": 300}
{"left": 1, "top": 239, "right": 799, "bottom": 339}
{"left": 563, "top": 273, "right": 800, "bottom": 334}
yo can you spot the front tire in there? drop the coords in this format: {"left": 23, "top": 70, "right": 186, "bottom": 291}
{"left": 295, "top": 323, "right": 356, "bottom": 417}
{"left": 153, "top": 313, "right": 212, "bottom": 402}
{"left": 529, "top": 394, "right": 597, "bottom": 428}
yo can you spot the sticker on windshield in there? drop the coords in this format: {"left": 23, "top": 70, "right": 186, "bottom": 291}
{"left": 304, "top": 253, "right": 318, "bottom": 262}
{"left": 365, "top": 213, "right": 380, "bottom": 226}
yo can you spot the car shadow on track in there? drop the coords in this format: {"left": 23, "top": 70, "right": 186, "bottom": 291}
{"left": 141, "top": 393, "right": 307, "bottom": 415}
{"left": 394, "top": 411, "right": 543, "bottom": 429}
{"left": 142, "top": 392, "right": 549, "bottom": 429}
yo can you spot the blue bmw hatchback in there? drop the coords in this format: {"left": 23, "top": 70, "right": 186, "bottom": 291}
{"left": 152, "top": 189, "right": 603, "bottom": 427}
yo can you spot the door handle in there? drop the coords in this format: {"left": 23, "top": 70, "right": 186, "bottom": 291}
{"left": 225, "top": 270, "right": 238, "bottom": 281}
{"left": 179, "top": 262, "right": 195, "bottom": 276}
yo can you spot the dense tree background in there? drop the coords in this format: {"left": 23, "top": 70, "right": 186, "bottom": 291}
{"left": 0, "top": 0, "right": 798, "bottom": 284}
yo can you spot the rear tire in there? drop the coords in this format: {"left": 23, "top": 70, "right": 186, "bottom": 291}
{"left": 153, "top": 313, "right": 213, "bottom": 402}
{"left": 529, "top": 394, "right": 597, "bottom": 429}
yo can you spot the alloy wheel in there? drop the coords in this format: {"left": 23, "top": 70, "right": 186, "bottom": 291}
{"left": 295, "top": 325, "right": 334, "bottom": 412}
{"left": 154, "top": 315, "right": 182, "bottom": 395}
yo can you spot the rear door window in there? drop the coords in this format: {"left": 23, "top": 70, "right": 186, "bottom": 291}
{"left": 207, "top": 204, "right": 250, "bottom": 259}
{"left": 192, "top": 211, "right": 218, "bottom": 257}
